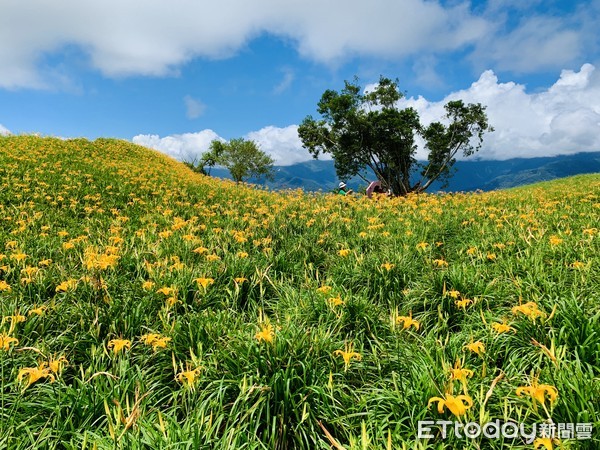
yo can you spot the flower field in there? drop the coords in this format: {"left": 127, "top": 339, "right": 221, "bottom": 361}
{"left": 0, "top": 135, "right": 599, "bottom": 449}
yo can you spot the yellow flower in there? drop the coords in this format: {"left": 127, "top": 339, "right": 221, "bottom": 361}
{"left": 380, "top": 262, "right": 395, "bottom": 271}
{"left": 255, "top": 323, "right": 275, "bottom": 344}
{"left": 107, "top": 339, "right": 132, "bottom": 355}
{"left": 512, "top": 301, "right": 546, "bottom": 322}
{"left": 156, "top": 286, "right": 176, "bottom": 296}
{"left": 234, "top": 277, "right": 248, "bottom": 284}
{"left": 142, "top": 280, "right": 155, "bottom": 290}
{"left": 448, "top": 360, "right": 473, "bottom": 383}
{"left": 428, "top": 393, "right": 473, "bottom": 417}
{"left": 28, "top": 306, "right": 47, "bottom": 316}
{"left": 205, "top": 254, "right": 221, "bottom": 262}
{"left": 447, "top": 290, "right": 460, "bottom": 299}
{"left": 570, "top": 261, "right": 586, "bottom": 269}
{"left": 549, "top": 235, "right": 563, "bottom": 246}
{"left": 416, "top": 242, "right": 429, "bottom": 250}
{"left": 491, "top": 319, "right": 516, "bottom": 334}
{"left": 396, "top": 312, "right": 420, "bottom": 331}
{"left": 516, "top": 378, "right": 558, "bottom": 410}
{"left": 176, "top": 367, "right": 201, "bottom": 388}
{"left": 141, "top": 333, "right": 171, "bottom": 350}
{"left": 195, "top": 277, "right": 215, "bottom": 289}
{"left": 10, "top": 252, "right": 27, "bottom": 262}
{"left": 466, "top": 246, "right": 478, "bottom": 256}
{"left": 56, "top": 279, "right": 78, "bottom": 293}
{"left": 486, "top": 253, "right": 497, "bottom": 261}
{"left": 237, "top": 251, "right": 249, "bottom": 258}
{"left": 192, "top": 246, "right": 209, "bottom": 254}
{"left": 433, "top": 259, "right": 448, "bottom": 267}
{"left": 327, "top": 295, "right": 345, "bottom": 307}
{"left": 48, "top": 356, "right": 68, "bottom": 374}
{"left": 316, "top": 285, "right": 332, "bottom": 294}
{"left": 0, "top": 280, "right": 12, "bottom": 291}
{"left": 0, "top": 333, "right": 19, "bottom": 351}
{"left": 17, "top": 363, "right": 55, "bottom": 391}
{"left": 456, "top": 298, "right": 473, "bottom": 310}
{"left": 464, "top": 340, "right": 485, "bottom": 356}
{"left": 333, "top": 342, "right": 362, "bottom": 371}
{"left": 534, "top": 437, "right": 560, "bottom": 450}
{"left": 338, "top": 249, "right": 350, "bottom": 257}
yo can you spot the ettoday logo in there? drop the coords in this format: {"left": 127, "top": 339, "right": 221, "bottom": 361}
{"left": 418, "top": 420, "right": 593, "bottom": 443}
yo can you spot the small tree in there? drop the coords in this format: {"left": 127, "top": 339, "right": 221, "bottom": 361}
{"left": 203, "top": 138, "right": 275, "bottom": 183}
{"left": 298, "top": 76, "right": 493, "bottom": 196}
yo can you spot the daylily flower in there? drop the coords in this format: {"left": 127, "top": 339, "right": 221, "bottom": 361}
{"left": 338, "top": 249, "right": 350, "bottom": 257}
{"left": 141, "top": 333, "right": 171, "bottom": 350}
{"left": 464, "top": 340, "right": 485, "bottom": 356}
{"left": 0, "top": 333, "right": 19, "bottom": 351}
{"left": 0, "top": 280, "right": 12, "bottom": 291}
{"left": 255, "top": 323, "right": 275, "bottom": 344}
{"left": 428, "top": 393, "right": 473, "bottom": 417}
{"left": 28, "top": 306, "right": 47, "bottom": 316}
{"left": 448, "top": 360, "right": 474, "bottom": 383}
{"left": 396, "top": 312, "right": 420, "bottom": 331}
{"left": 491, "top": 319, "right": 516, "bottom": 334}
{"left": 195, "top": 277, "right": 214, "bottom": 289}
{"left": 17, "top": 363, "right": 55, "bottom": 391}
{"left": 48, "top": 356, "right": 68, "bottom": 374}
{"left": 516, "top": 378, "right": 558, "bottom": 410}
{"left": 381, "top": 262, "right": 395, "bottom": 271}
{"left": 328, "top": 296, "right": 344, "bottom": 307}
{"left": 512, "top": 301, "right": 546, "bottom": 322}
{"left": 456, "top": 298, "right": 473, "bottom": 310}
{"left": 107, "top": 339, "right": 132, "bottom": 355}
{"left": 333, "top": 342, "right": 362, "bottom": 371}
{"left": 176, "top": 366, "right": 202, "bottom": 388}
{"left": 534, "top": 437, "right": 560, "bottom": 450}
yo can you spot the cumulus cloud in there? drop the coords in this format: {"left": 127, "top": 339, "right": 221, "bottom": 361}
{"left": 184, "top": 95, "right": 206, "bottom": 119}
{"left": 132, "top": 129, "right": 222, "bottom": 163}
{"left": 0, "top": 0, "right": 492, "bottom": 89}
{"left": 399, "top": 63, "right": 600, "bottom": 160}
{"left": 135, "top": 64, "right": 600, "bottom": 166}
{"left": 0, "top": 124, "right": 10, "bottom": 135}
{"left": 132, "top": 125, "right": 313, "bottom": 166}
{"left": 246, "top": 125, "right": 319, "bottom": 165}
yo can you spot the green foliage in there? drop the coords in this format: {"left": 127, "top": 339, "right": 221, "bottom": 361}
{"left": 0, "top": 135, "right": 598, "bottom": 449}
{"left": 298, "top": 76, "right": 493, "bottom": 196}
{"left": 204, "top": 138, "right": 275, "bottom": 183}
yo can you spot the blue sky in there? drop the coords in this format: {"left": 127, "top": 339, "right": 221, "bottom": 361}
{"left": 1, "top": 0, "right": 599, "bottom": 164}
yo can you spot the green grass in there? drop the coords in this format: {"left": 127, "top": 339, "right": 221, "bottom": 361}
{"left": 0, "top": 135, "right": 598, "bottom": 449}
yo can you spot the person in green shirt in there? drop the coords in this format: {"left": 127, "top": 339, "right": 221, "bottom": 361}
{"left": 338, "top": 182, "right": 352, "bottom": 195}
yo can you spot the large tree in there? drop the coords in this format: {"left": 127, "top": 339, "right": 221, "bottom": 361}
{"left": 202, "top": 138, "right": 275, "bottom": 183}
{"left": 298, "top": 76, "right": 493, "bottom": 196}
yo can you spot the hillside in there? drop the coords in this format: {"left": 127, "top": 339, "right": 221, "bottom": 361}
{"left": 0, "top": 136, "right": 599, "bottom": 449}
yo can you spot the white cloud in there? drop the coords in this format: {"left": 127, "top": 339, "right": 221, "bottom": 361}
{"left": 184, "top": 95, "right": 206, "bottom": 119}
{"left": 0, "top": 0, "right": 492, "bottom": 88}
{"left": 473, "top": 16, "right": 581, "bottom": 73}
{"left": 0, "top": 124, "right": 10, "bottom": 135}
{"left": 132, "top": 129, "right": 222, "bottom": 163}
{"left": 399, "top": 64, "right": 600, "bottom": 160}
{"left": 135, "top": 64, "right": 600, "bottom": 166}
{"left": 132, "top": 125, "right": 315, "bottom": 166}
{"left": 245, "top": 125, "right": 320, "bottom": 165}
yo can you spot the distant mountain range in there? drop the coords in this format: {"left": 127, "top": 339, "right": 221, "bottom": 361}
{"left": 207, "top": 151, "right": 600, "bottom": 193}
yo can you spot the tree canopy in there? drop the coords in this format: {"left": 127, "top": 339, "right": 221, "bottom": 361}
{"left": 202, "top": 138, "right": 275, "bottom": 183}
{"left": 298, "top": 76, "right": 493, "bottom": 196}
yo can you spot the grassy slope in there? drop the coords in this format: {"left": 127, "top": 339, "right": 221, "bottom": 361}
{"left": 0, "top": 135, "right": 599, "bottom": 449}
